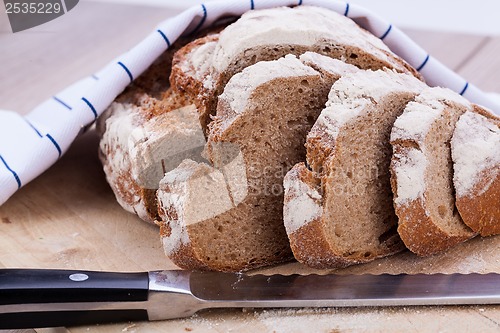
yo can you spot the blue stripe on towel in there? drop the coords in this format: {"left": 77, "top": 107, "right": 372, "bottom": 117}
{"left": 81, "top": 97, "right": 98, "bottom": 119}
{"left": 417, "top": 54, "right": 430, "bottom": 71}
{"left": 46, "top": 134, "right": 62, "bottom": 157}
{"left": 117, "top": 62, "right": 133, "bottom": 82}
{"left": 157, "top": 29, "right": 171, "bottom": 48}
{"left": 0, "top": 155, "right": 21, "bottom": 188}
{"left": 53, "top": 96, "right": 72, "bottom": 110}
{"left": 344, "top": 3, "right": 350, "bottom": 16}
{"left": 380, "top": 24, "right": 392, "bottom": 40}
{"left": 250, "top": 0, "right": 254, "bottom": 10}
{"left": 460, "top": 82, "right": 469, "bottom": 95}
{"left": 192, "top": 4, "right": 207, "bottom": 33}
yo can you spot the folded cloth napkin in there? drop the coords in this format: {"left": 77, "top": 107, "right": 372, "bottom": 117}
{"left": 1, "top": 0, "right": 499, "bottom": 206}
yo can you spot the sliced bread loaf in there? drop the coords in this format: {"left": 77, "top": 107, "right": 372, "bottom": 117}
{"left": 174, "top": 5, "right": 422, "bottom": 133}
{"left": 283, "top": 69, "right": 426, "bottom": 269}
{"left": 157, "top": 54, "right": 358, "bottom": 271}
{"left": 99, "top": 5, "right": 422, "bottom": 224}
{"left": 390, "top": 87, "right": 476, "bottom": 256}
{"left": 451, "top": 106, "right": 500, "bottom": 236}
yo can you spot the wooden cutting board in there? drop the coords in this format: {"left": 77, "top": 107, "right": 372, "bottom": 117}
{"left": 1, "top": 2, "right": 499, "bottom": 332}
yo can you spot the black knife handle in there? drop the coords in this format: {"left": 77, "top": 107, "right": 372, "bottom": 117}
{"left": 0, "top": 269, "right": 149, "bottom": 304}
{"left": 0, "top": 310, "right": 149, "bottom": 329}
{"left": 0, "top": 269, "right": 150, "bottom": 329}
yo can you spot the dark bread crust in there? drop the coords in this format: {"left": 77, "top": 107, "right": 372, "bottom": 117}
{"left": 454, "top": 105, "right": 500, "bottom": 237}
{"left": 455, "top": 172, "right": 500, "bottom": 237}
{"left": 114, "top": 25, "right": 222, "bottom": 109}
{"left": 159, "top": 222, "right": 212, "bottom": 271}
{"left": 395, "top": 199, "right": 473, "bottom": 256}
{"left": 170, "top": 34, "right": 220, "bottom": 132}
{"left": 306, "top": 123, "right": 337, "bottom": 174}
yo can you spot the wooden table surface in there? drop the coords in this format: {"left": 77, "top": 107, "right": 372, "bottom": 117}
{"left": 1, "top": 2, "right": 500, "bottom": 332}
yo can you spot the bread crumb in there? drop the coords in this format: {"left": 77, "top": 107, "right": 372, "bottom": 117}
{"left": 122, "top": 323, "right": 136, "bottom": 332}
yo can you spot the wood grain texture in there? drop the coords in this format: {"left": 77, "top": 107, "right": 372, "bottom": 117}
{"left": 458, "top": 36, "right": 500, "bottom": 92}
{"left": 0, "top": 2, "right": 499, "bottom": 332}
{"left": 0, "top": 1, "right": 181, "bottom": 114}
{"left": 403, "top": 28, "right": 490, "bottom": 71}
{"left": 0, "top": 130, "right": 176, "bottom": 272}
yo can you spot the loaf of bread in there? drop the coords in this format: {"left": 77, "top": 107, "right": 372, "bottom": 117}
{"left": 283, "top": 69, "right": 426, "bottom": 269}
{"left": 99, "top": 6, "right": 419, "bottom": 221}
{"left": 390, "top": 87, "right": 476, "bottom": 256}
{"left": 99, "top": 5, "right": 421, "bottom": 226}
{"left": 451, "top": 106, "right": 500, "bottom": 236}
{"left": 100, "top": 5, "right": 499, "bottom": 271}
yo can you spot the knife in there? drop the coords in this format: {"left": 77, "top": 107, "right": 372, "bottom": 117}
{"left": 1, "top": 269, "right": 499, "bottom": 329}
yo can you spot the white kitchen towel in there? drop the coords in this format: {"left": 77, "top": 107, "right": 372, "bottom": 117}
{"left": 1, "top": 0, "right": 499, "bottom": 206}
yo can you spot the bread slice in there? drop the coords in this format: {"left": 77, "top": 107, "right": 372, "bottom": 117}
{"left": 172, "top": 5, "right": 422, "bottom": 134}
{"left": 97, "top": 31, "right": 220, "bottom": 223}
{"left": 283, "top": 70, "right": 426, "bottom": 269}
{"left": 157, "top": 54, "right": 358, "bottom": 271}
{"left": 451, "top": 106, "right": 500, "bottom": 236}
{"left": 390, "top": 87, "right": 476, "bottom": 256}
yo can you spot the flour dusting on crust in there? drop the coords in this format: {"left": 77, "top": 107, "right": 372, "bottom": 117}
{"left": 452, "top": 110, "right": 500, "bottom": 197}
{"left": 219, "top": 55, "right": 318, "bottom": 113}
{"left": 99, "top": 102, "right": 148, "bottom": 217}
{"left": 157, "top": 159, "right": 241, "bottom": 256}
{"left": 283, "top": 166, "right": 323, "bottom": 234}
{"left": 157, "top": 164, "right": 195, "bottom": 256}
{"left": 392, "top": 148, "right": 428, "bottom": 205}
{"left": 212, "top": 6, "right": 392, "bottom": 73}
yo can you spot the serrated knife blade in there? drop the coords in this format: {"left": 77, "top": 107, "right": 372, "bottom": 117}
{"left": 1, "top": 269, "right": 499, "bottom": 329}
